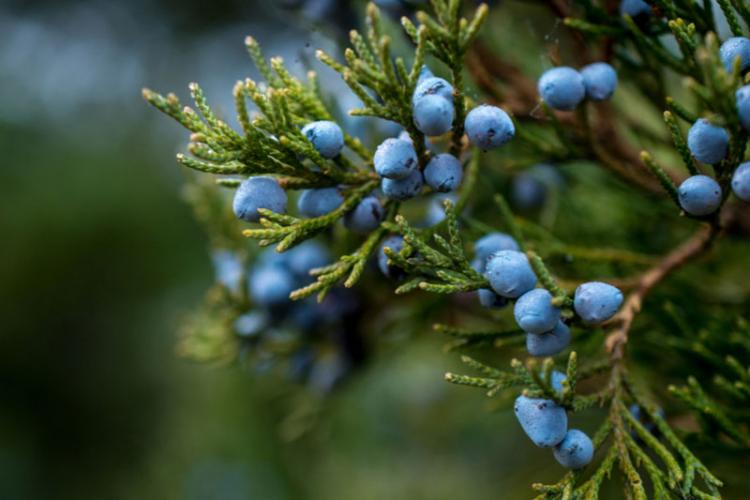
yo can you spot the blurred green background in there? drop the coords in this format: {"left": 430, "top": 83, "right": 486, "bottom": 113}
{"left": 2, "top": 1, "right": 749, "bottom": 499}
{"left": 0, "top": 1, "right": 551, "bottom": 498}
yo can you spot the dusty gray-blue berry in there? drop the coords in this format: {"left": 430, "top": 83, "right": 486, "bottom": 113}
{"left": 677, "top": 175, "right": 723, "bottom": 216}
{"left": 464, "top": 105, "right": 515, "bottom": 150}
{"left": 514, "top": 288, "right": 561, "bottom": 334}
{"left": 233, "top": 176, "right": 288, "bottom": 223}
{"left": 538, "top": 67, "right": 585, "bottom": 111}
{"left": 720, "top": 37, "right": 750, "bottom": 73}
{"left": 374, "top": 138, "right": 418, "bottom": 180}
{"left": 484, "top": 250, "right": 537, "bottom": 298}
{"left": 297, "top": 187, "right": 343, "bottom": 217}
{"left": 687, "top": 119, "right": 729, "bottom": 164}
{"left": 553, "top": 429, "right": 594, "bottom": 469}
{"left": 526, "top": 321, "right": 571, "bottom": 357}
{"left": 732, "top": 162, "right": 750, "bottom": 202}
{"left": 514, "top": 395, "right": 568, "bottom": 448}
{"left": 424, "top": 153, "right": 463, "bottom": 192}
{"left": 573, "top": 282, "right": 624, "bottom": 324}
{"left": 581, "top": 62, "right": 617, "bottom": 101}
{"left": 302, "top": 120, "right": 344, "bottom": 158}
{"left": 344, "top": 195, "right": 384, "bottom": 232}
{"left": 413, "top": 94, "right": 455, "bottom": 136}
{"left": 381, "top": 169, "right": 424, "bottom": 200}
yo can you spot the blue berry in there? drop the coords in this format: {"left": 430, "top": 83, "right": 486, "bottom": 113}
{"left": 344, "top": 195, "right": 384, "bottom": 232}
{"left": 514, "top": 395, "right": 568, "bottom": 448}
{"left": 550, "top": 370, "right": 567, "bottom": 394}
{"left": 249, "top": 265, "right": 296, "bottom": 307}
{"left": 478, "top": 288, "right": 508, "bottom": 309}
{"left": 732, "top": 162, "right": 750, "bottom": 201}
{"left": 378, "top": 235, "right": 405, "bottom": 279}
{"left": 474, "top": 232, "right": 520, "bottom": 267}
{"left": 484, "top": 250, "right": 537, "bottom": 299}
{"left": 553, "top": 429, "right": 594, "bottom": 469}
{"left": 737, "top": 85, "right": 750, "bottom": 131}
{"left": 287, "top": 240, "right": 330, "bottom": 282}
{"left": 413, "top": 76, "right": 454, "bottom": 104}
{"left": 464, "top": 105, "right": 515, "bottom": 150}
{"left": 413, "top": 94, "right": 455, "bottom": 136}
{"left": 573, "top": 282, "right": 624, "bottom": 324}
{"left": 417, "top": 65, "right": 434, "bottom": 84}
{"left": 514, "top": 288, "right": 561, "bottom": 334}
{"left": 527, "top": 321, "right": 571, "bottom": 357}
{"left": 424, "top": 154, "right": 463, "bottom": 192}
{"left": 687, "top": 119, "right": 729, "bottom": 164}
{"left": 374, "top": 138, "right": 418, "bottom": 179}
{"left": 302, "top": 120, "right": 344, "bottom": 158}
{"left": 581, "top": 62, "right": 618, "bottom": 101}
{"left": 382, "top": 169, "right": 424, "bottom": 200}
{"left": 233, "top": 176, "right": 288, "bottom": 223}
{"left": 619, "top": 0, "right": 650, "bottom": 17}
{"left": 720, "top": 37, "right": 750, "bottom": 73}
{"left": 512, "top": 163, "right": 564, "bottom": 210}
{"left": 538, "top": 67, "right": 586, "bottom": 111}
{"left": 297, "top": 187, "right": 343, "bottom": 217}
{"left": 212, "top": 250, "right": 243, "bottom": 292}
{"left": 677, "top": 175, "right": 723, "bottom": 216}
{"left": 234, "top": 310, "right": 268, "bottom": 337}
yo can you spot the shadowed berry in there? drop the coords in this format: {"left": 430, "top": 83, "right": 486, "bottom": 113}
{"left": 414, "top": 94, "right": 455, "bottom": 136}
{"left": 249, "top": 265, "right": 296, "bottom": 307}
{"left": 484, "top": 250, "right": 537, "bottom": 298}
{"left": 234, "top": 311, "right": 269, "bottom": 337}
{"left": 287, "top": 240, "right": 330, "bottom": 283}
{"left": 514, "top": 288, "right": 561, "bottom": 334}
{"left": 374, "top": 138, "right": 418, "bottom": 179}
{"left": 720, "top": 37, "right": 750, "bottom": 72}
{"left": 619, "top": 0, "right": 651, "bottom": 18}
{"left": 678, "top": 175, "right": 723, "bottom": 216}
{"left": 574, "top": 282, "right": 624, "bottom": 324}
{"left": 514, "top": 395, "right": 568, "bottom": 448}
{"left": 687, "top": 119, "right": 729, "bottom": 164}
{"left": 345, "top": 195, "right": 384, "bottom": 232}
{"left": 382, "top": 169, "right": 424, "bottom": 200}
{"left": 474, "top": 233, "right": 520, "bottom": 267}
{"left": 233, "top": 176, "right": 288, "bottom": 222}
{"left": 478, "top": 289, "right": 508, "bottom": 309}
{"left": 736, "top": 85, "right": 750, "bottom": 131}
{"left": 464, "top": 105, "right": 515, "bottom": 150}
{"left": 538, "top": 67, "right": 585, "bottom": 111}
{"left": 302, "top": 120, "right": 344, "bottom": 158}
{"left": 425, "top": 193, "right": 457, "bottom": 226}
{"left": 527, "top": 321, "right": 571, "bottom": 357}
{"left": 212, "top": 250, "right": 243, "bottom": 292}
{"left": 424, "top": 153, "right": 463, "bottom": 192}
{"left": 553, "top": 429, "right": 594, "bottom": 469}
{"left": 297, "top": 187, "right": 343, "bottom": 217}
{"left": 378, "top": 235, "right": 405, "bottom": 279}
{"left": 581, "top": 62, "right": 618, "bottom": 101}
{"left": 732, "top": 162, "right": 750, "bottom": 201}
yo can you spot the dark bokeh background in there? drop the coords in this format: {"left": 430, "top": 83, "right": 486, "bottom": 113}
{"left": 0, "top": 1, "right": 555, "bottom": 499}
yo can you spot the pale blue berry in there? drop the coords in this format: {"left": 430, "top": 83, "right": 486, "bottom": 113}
{"left": 514, "top": 288, "right": 561, "bottom": 334}
{"left": 302, "top": 120, "right": 344, "bottom": 158}
{"left": 720, "top": 37, "right": 750, "bottom": 72}
{"left": 581, "top": 62, "right": 618, "bottom": 101}
{"left": 464, "top": 105, "right": 515, "bottom": 150}
{"left": 249, "top": 265, "right": 296, "bottom": 307}
{"left": 474, "top": 232, "right": 520, "bottom": 267}
{"left": 527, "top": 321, "right": 571, "bottom": 357}
{"left": 687, "top": 119, "right": 729, "bottom": 164}
{"left": 234, "top": 310, "right": 268, "bottom": 337}
{"left": 678, "top": 175, "right": 723, "bottom": 216}
{"left": 382, "top": 169, "right": 424, "bottom": 200}
{"left": 574, "top": 282, "right": 624, "bottom": 324}
{"left": 414, "top": 94, "right": 455, "bottom": 136}
{"left": 484, "top": 250, "right": 537, "bottom": 298}
{"left": 374, "top": 138, "right": 418, "bottom": 180}
{"left": 514, "top": 395, "right": 568, "bottom": 448}
{"left": 344, "top": 195, "right": 384, "bottom": 232}
{"left": 212, "top": 250, "right": 243, "bottom": 292}
{"left": 297, "top": 187, "right": 343, "bottom": 217}
{"left": 413, "top": 76, "right": 454, "bottom": 104}
{"left": 538, "top": 67, "right": 585, "bottom": 111}
{"left": 732, "top": 162, "right": 750, "bottom": 201}
{"left": 233, "top": 176, "right": 287, "bottom": 222}
{"left": 620, "top": 0, "right": 650, "bottom": 17}
{"left": 554, "top": 429, "right": 594, "bottom": 469}
{"left": 378, "top": 235, "right": 405, "bottom": 279}
{"left": 736, "top": 85, "right": 750, "bottom": 131}
{"left": 424, "top": 154, "right": 463, "bottom": 192}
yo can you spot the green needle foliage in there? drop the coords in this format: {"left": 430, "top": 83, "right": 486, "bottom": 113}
{"left": 144, "top": 0, "right": 750, "bottom": 497}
